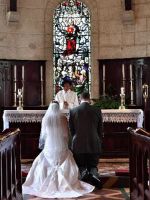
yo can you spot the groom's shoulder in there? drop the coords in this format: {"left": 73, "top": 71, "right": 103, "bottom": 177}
{"left": 91, "top": 105, "right": 102, "bottom": 113}
{"left": 70, "top": 104, "right": 80, "bottom": 113}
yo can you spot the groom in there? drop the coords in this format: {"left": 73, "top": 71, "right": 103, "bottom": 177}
{"left": 69, "top": 92, "right": 103, "bottom": 188}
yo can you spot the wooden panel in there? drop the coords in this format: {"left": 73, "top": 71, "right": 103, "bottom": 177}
{"left": 11, "top": 60, "right": 45, "bottom": 107}
{"left": 0, "top": 61, "right": 12, "bottom": 107}
{"left": 0, "top": 128, "right": 22, "bottom": 199}
{"left": 145, "top": 110, "right": 150, "bottom": 131}
{"left": 99, "top": 57, "right": 150, "bottom": 156}
{"left": 23, "top": 62, "right": 42, "bottom": 106}
{"left": 9, "top": 122, "right": 41, "bottom": 159}
{"left": 102, "top": 122, "right": 137, "bottom": 157}
{"left": 128, "top": 128, "right": 150, "bottom": 200}
{"left": 0, "top": 69, "right": 4, "bottom": 106}
{"left": 8, "top": 120, "right": 137, "bottom": 159}
{"left": 99, "top": 57, "right": 150, "bottom": 131}
{"left": 0, "top": 60, "right": 46, "bottom": 108}
{"left": 100, "top": 59, "right": 138, "bottom": 106}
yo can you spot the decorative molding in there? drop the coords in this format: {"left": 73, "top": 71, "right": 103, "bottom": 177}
{"left": 122, "top": 10, "right": 135, "bottom": 25}
{"left": 121, "top": 0, "right": 134, "bottom": 25}
{"left": 6, "top": 11, "right": 19, "bottom": 23}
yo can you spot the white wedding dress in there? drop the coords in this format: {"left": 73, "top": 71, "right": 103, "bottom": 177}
{"left": 22, "top": 102, "right": 94, "bottom": 198}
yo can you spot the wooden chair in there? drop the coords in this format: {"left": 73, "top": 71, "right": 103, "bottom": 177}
{"left": 0, "top": 128, "right": 22, "bottom": 200}
{"left": 128, "top": 127, "right": 150, "bottom": 200}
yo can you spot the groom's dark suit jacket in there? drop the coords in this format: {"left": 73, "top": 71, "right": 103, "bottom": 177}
{"left": 69, "top": 102, "right": 103, "bottom": 154}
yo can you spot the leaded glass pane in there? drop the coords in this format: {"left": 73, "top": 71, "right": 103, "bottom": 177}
{"left": 53, "top": 0, "right": 91, "bottom": 95}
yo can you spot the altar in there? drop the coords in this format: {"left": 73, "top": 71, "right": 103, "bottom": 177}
{"left": 3, "top": 109, "right": 143, "bottom": 158}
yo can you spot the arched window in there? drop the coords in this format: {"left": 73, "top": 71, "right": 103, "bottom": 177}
{"left": 53, "top": 0, "right": 91, "bottom": 95}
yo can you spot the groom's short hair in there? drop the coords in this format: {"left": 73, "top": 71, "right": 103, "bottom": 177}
{"left": 80, "top": 92, "right": 90, "bottom": 100}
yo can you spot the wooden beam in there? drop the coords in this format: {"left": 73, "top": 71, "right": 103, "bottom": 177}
{"left": 125, "top": 0, "right": 132, "bottom": 10}
{"left": 10, "top": 0, "right": 17, "bottom": 11}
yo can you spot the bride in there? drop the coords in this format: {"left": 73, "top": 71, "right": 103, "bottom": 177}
{"left": 22, "top": 101, "right": 94, "bottom": 198}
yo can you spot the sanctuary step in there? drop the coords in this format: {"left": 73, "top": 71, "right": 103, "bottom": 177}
{"left": 21, "top": 158, "right": 130, "bottom": 188}
{"left": 22, "top": 158, "right": 130, "bottom": 199}
{"left": 23, "top": 187, "right": 130, "bottom": 200}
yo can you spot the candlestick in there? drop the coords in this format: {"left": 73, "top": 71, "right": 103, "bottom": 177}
{"left": 21, "top": 66, "right": 24, "bottom": 106}
{"left": 130, "top": 64, "right": 134, "bottom": 105}
{"left": 103, "top": 64, "right": 106, "bottom": 96}
{"left": 119, "top": 88, "right": 125, "bottom": 110}
{"left": 121, "top": 87, "right": 124, "bottom": 95}
{"left": 13, "top": 65, "right": 17, "bottom": 106}
{"left": 130, "top": 64, "right": 132, "bottom": 80}
{"left": 40, "top": 65, "right": 43, "bottom": 81}
{"left": 122, "top": 64, "right": 125, "bottom": 91}
{"left": 142, "top": 84, "right": 149, "bottom": 99}
{"left": 14, "top": 65, "right": 17, "bottom": 80}
{"left": 18, "top": 89, "right": 22, "bottom": 95}
{"left": 142, "top": 84, "right": 149, "bottom": 128}
{"left": 40, "top": 65, "right": 44, "bottom": 106}
{"left": 103, "top": 64, "right": 105, "bottom": 80}
{"left": 122, "top": 64, "right": 125, "bottom": 80}
{"left": 22, "top": 65, "right": 24, "bottom": 81}
{"left": 17, "top": 88, "right": 23, "bottom": 110}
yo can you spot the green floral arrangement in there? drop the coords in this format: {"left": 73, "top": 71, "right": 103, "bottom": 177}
{"left": 92, "top": 95, "right": 120, "bottom": 109}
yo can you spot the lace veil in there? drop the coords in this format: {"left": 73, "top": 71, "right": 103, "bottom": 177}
{"left": 39, "top": 102, "right": 68, "bottom": 151}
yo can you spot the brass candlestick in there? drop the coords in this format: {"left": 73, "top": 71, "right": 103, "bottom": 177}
{"left": 142, "top": 84, "right": 148, "bottom": 129}
{"left": 119, "top": 87, "right": 125, "bottom": 110}
{"left": 13, "top": 65, "right": 17, "bottom": 106}
{"left": 40, "top": 65, "right": 44, "bottom": 106}
{"left": 142, "top": 84, "right": 149, "bottom": 104}
{"left": 17, "top": 89, "right": 23, "bottom": 110}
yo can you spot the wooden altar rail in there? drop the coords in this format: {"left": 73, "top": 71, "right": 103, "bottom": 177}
{"left": 128, "top": 127, "right": 150, "bottom": 200}
{"left": 0, "top": 128, "right": 22, "bottom": 200}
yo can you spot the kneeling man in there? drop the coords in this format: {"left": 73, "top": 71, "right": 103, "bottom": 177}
{"left": 69, "top": 92, "right": 103, "bottom": 188}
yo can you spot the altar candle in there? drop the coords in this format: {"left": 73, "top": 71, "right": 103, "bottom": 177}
{"left": 14, "top": 65, "right": 17, "bottom": 81}
{"left": 40, "top": 65, "right": 43, "bottom": 81}
{"left": 121, "top": 87, "right": 124, "bottom": 95}
{"left": 103, "top": 64, "right": 105, "bottom": 80}
{"left": 22, "top": 65, "right": 24, "bottom": 81}
{"left": 146, "top": 85, "right": 148, "bottom": 96}
{"left": 131, "top": 91, "right": 133, "bottom": 100}
{"left": 122, "top": 64, "right": 125, "bottom": 80}
{"left": 130, "top": 64, "right": 132, "bottom": 80}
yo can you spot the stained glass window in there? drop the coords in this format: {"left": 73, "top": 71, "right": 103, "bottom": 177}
{"left": 53, "top": 0, "right": 91, "bottom": 95}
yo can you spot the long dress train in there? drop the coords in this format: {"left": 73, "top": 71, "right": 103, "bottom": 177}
{"left": 22, "top": 103, "right": 94, "bottom": 198}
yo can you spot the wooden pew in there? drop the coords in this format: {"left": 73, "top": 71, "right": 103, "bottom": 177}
{"left": 0, "top": 128, "right": 22, "bottom": 200}
{"left": 128, "top": 127, "right": 150, "bottom": 200}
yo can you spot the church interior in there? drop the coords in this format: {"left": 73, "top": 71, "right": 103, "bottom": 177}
{"left": 0, "top": 0, "right": 150, "bottom": 199}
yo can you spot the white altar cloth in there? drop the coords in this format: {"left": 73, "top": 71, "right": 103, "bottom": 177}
{"left": 3, "top": 109, "right": 143, "bottom": 130}
{"left": 102, "top": 109, "right": 143, "bottom": 127}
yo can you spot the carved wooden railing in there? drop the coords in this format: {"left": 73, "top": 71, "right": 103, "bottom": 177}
{"left": 0, "top": 128, "right": 22, "bottom": 200}
{"left": 128, "top": 127, "right": 150, "bottom": 200}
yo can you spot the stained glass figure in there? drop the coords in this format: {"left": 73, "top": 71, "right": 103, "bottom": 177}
{"left": 53, "top": 0, "right": 91, "bottom": 95}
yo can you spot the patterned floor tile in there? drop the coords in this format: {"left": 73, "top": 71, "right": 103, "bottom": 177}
{"left": 23, "top": 188, "right": 130, "bottom": 200}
